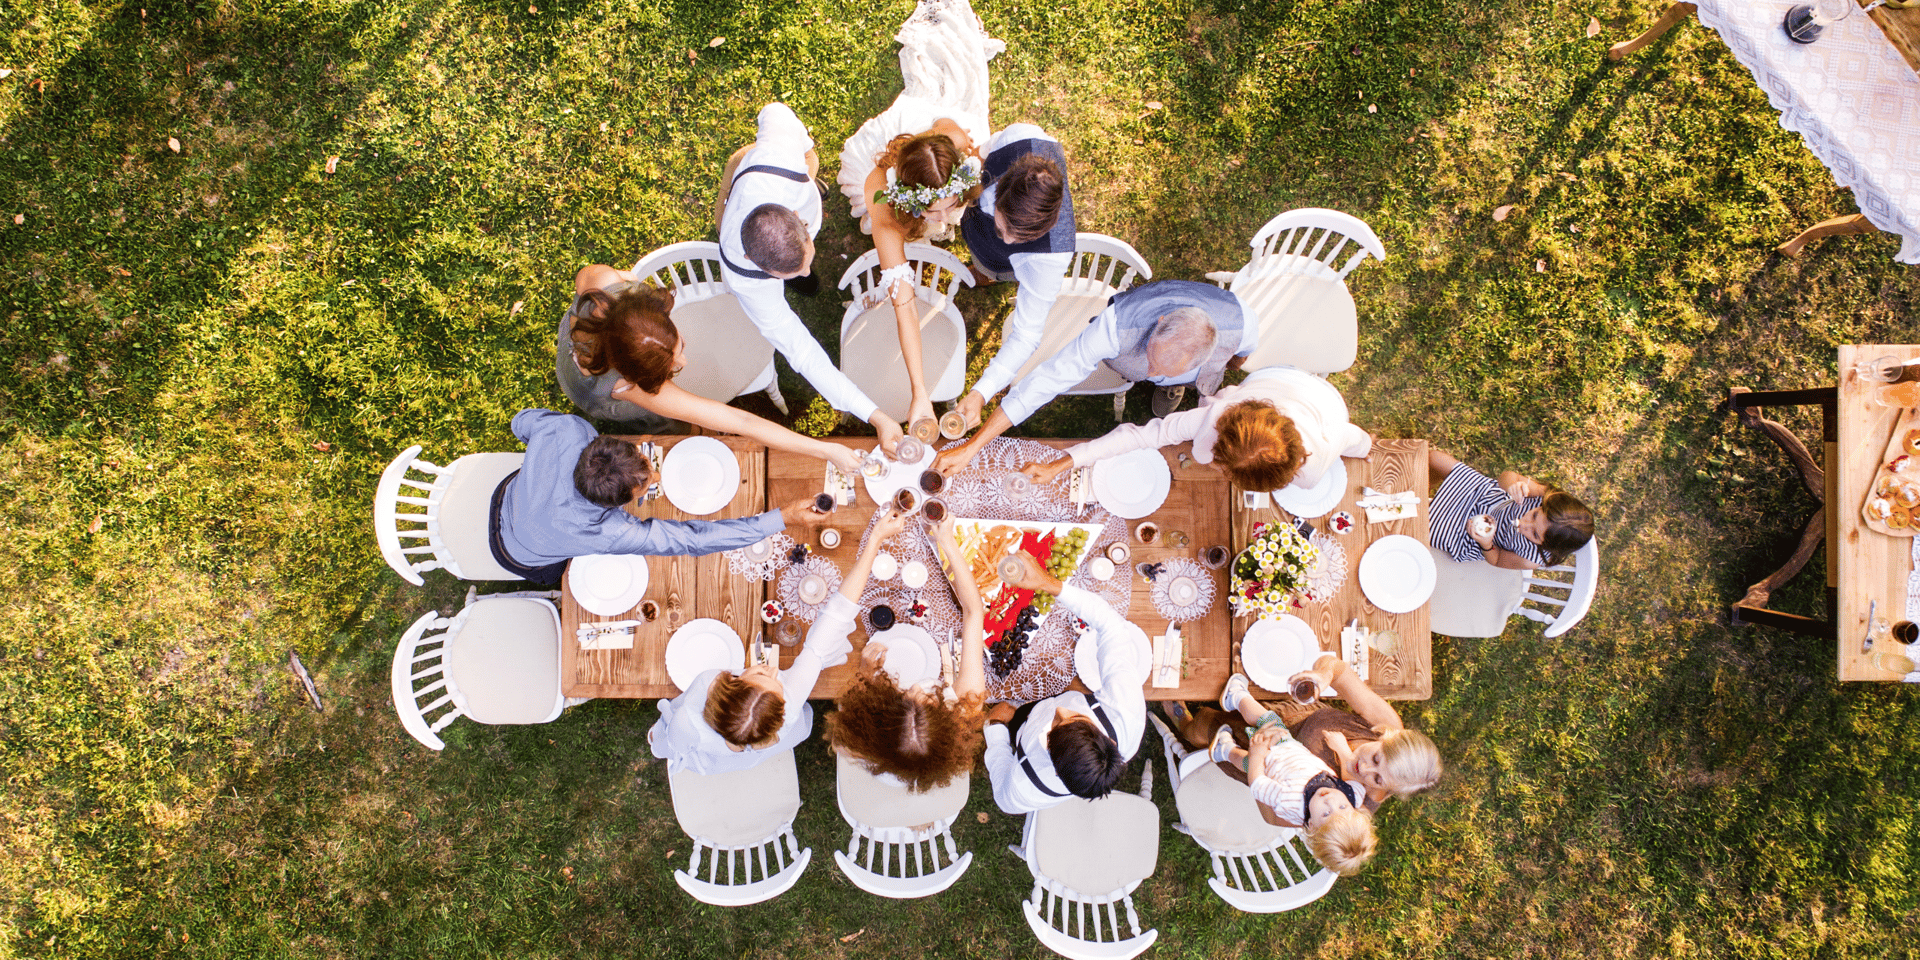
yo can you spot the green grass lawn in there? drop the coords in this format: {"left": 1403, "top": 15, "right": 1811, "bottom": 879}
{"left": 3, "top": 0, "right": 1918, "bottom": 956}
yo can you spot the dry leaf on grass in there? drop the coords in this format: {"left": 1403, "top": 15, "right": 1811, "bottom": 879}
{"left": 840, "top": 930, "right": 865, "bottom": 943}
{"left": 1535, "top": 259, "right": 1547, "bottom": 272}
{"left": 708, "top": 36, "right": 725, "bottom": 47}
{"left": 0, "top": 69, "right": 11, "bottom": 80}
{"left": 1368, "top": 104, "right": 1378, "bottom": 113}
{"left": 166, "top": 137, "right": 181, "bottom": 153}
{"left": 686, "top": 49, "right": 697, "bottom": 63}
{"left": 1493, "top": 204, "right": 1514, "bottom": 221}
{"left": 599, "top": 121, "right": 609, "bottom": 132}
{"left": 510, "top": 300, "right": 526, "bottom": 315}
{"left": 313, "top": 441, "right": 332, "bottom": 452}
{"left": 325, "top": 156, "right": 339, "bottom": 174}
{"left": 1587, "top": 17, "right": 1602, "bottom": 38}
{"left": 11, "top": 214, "right": 22, "bottom": 225}
{"left": 976, "top": 811, "right": 990, "bottom": 823}
{"left": 1145, "top": 101, "right": 1163, "bottom": 110}
{"left": 89, "top": 517, "right": 103, "bottom": 534}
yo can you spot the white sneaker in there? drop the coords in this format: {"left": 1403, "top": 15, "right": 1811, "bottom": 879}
{"left": 1208, "top": 725, "right": 1237, "bottom": 764}
{"left": 1220, "top": 673, "right": 1251, "bottom": 713}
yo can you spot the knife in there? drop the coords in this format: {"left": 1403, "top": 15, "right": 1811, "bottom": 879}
{"left": 1864, "top": 599, "right": 1877, "bottom": 653}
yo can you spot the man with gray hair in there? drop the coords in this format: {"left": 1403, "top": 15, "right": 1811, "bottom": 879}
{"left": 934, "top": 279, "right": 1258, "bottom": 474}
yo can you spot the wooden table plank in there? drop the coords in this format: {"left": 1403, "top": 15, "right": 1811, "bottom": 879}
{"left": 1229, "top": 439, "right": 1433, "bottom": 700}
{"left": 1865, "top": 0, "right": 1920, "bottom": 79}
{"left": 1836, "top": 345, "right": 1920, "bottom": 681}
{"left": 558, "top": 435, "right": 769, "bottom": 699}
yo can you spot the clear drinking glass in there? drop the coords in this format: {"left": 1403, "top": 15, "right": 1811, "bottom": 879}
{"left": 1855, "top": 354, "right": 1907, "bottom": 383}
{"left": 894, "top": 437, "right": 925, "bottom": 464}
{"left": 1002, "top": 473, "right": 1034, "bottom": 498}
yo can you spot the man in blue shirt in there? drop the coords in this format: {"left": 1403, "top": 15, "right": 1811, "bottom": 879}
{"left": 488, "top": 409, "right": 821, "bottom": 583}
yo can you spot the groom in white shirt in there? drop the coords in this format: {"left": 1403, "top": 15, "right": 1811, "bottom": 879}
{"left": 715, "top": 102, "right": 905, "bottom": 453}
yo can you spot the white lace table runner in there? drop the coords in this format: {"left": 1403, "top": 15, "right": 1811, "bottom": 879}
{"left": 1693, "top": 1, "right": 1920, "bottom": 263}
{"left": 852, "top": 437, "right": 1131, "bottom": 703}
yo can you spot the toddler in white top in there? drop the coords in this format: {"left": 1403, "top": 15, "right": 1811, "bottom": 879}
{"left": 1212, "top": 675, "right": 1378, "bottom": 876}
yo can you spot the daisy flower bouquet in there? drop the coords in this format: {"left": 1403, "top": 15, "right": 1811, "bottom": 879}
{"left": 1229, "top": 520, "right": 1319, "bottom": 619}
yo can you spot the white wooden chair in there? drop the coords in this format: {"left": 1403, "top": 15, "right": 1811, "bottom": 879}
{"left": 1206, "top": 208, "right": 1385, "bottom": 376}
{"left": 999, "top": 233, "right": 1155, "bottom": 422}
{"left": 1007, "top": 762, "right": 1160, "bottom": 960}
{"left": 375, "top": 445, "right": 525, "bottom": 585}
{"left": 1426, "top": 539, "right": 1600, "bottom": 639}
{"left": 830, "top": 749, "right": 974, "bottom": 898}
{"left": 631, "top": 241, "right": 787, "bottom": 413}
{"left": 1145, "top": 714, "right": 1338, "bottom": 913}
{"left": 389, "top": 588, "right": 567, "bottom": 750}
{"left": 667, "top": 750, "right": 812, "bottom": 906}
{"left": 837, "top": 242, "right": 976, "bottom": 423}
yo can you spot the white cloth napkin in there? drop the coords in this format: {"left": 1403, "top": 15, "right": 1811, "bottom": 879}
{"left": 1358, "top": 487, "right": 1418, "bottom": 523}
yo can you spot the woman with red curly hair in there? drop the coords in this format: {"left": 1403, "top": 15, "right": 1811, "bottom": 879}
{"left": 1021, "top": 366, "right": 1375, "bottom": 495}
{"left": 825, "top": 515, "right": 989, "bottom": 792}
{"left": 834, "top": 0, "right": 1003, "bottom": 432}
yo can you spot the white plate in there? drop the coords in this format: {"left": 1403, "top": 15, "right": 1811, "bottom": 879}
{"left": 568, "top": 554, "right": 650, "bottom": 617}
{"left": 861, "top": 442, "right": 937, "bottom": 503}
{"left": 1272, "top": 459, "right": 1348, "bottom": 520}
{"left": 1090, "top": 448, "right": 1172, "bottom": 519}
{"left": 661, "top": 436, "right": 741, "bottom": 516}
{"left": 1357, "top": 534, "right": 1438, "bottom": 614}
{"left": 1073, "top": 619, "right": 1153, "bottom": 693}
{"left": 1241, "top": 615, "right": 1326, "bottom": 693}
{"left": 865, "top": 624, "right": 941, "bottom": 687}
{"left": 872, "top": 551, "right": 898, "bottom": 581}
{"left": 664, "top": 618, "right": 745, "bottom": 691}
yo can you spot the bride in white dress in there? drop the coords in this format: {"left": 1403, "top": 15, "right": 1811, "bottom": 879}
{"left": 836, "top": 0, "right": 1004, "bottom": 431}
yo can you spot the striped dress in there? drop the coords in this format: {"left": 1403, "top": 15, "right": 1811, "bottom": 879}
{"left": 1429, "top": 463, "right": 1550, "bottom": 567}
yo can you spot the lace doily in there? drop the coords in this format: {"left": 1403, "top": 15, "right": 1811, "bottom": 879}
{"left": 725, "top": 533, "right": 796, "bottom": 582}
{"left": 1149, "top": 558, "right": 1218, "bottom": 623}
{"left": 777, "top": 555, "right": 844, "bottom": 623}
{"left": 1691, "top": 1, "right": 1920, "bottom": 263}
{"left": 853, "top": 437, "right": 1131, "bottom": 703}
{"left": 1301, "top": 533, "right": 1349, "bottom": 604}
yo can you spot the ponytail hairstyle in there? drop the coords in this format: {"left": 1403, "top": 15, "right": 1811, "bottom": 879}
{"left": 566, "top": 282, "right": 680, "bottom": 394}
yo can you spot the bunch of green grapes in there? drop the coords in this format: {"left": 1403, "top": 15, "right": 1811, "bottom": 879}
{"left": 1045, "top": 528, "right": 1090, "bottom": 581}
{"left": 1032, "top": 592, "right": 1056, "bottom": 615}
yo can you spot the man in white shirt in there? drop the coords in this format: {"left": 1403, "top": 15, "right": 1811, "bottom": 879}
{"left": 716, "top": 103, "right": 905, "bottom": 453}
{"left": 936, "top": 279, "right": 1259, "bottom": 476}
{"left": 952, "top": 123, "right": 1076, "bottom": 428}
{"left": 982, "top": 553, "right": 1149, "bottom": 814}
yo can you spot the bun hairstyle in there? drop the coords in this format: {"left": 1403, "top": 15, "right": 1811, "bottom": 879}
{"left": 566, "top": 283, "right": 680, "bottom": 394}
{"left": 825, "top": 673, "right": 984, "bottom": 793}
{"left": 703, "top": 672, "right": 786, "bottom": 749}
{"left": 876, "top": 131, "right": 983, "bottom": 241}
{"left": 994, "top": 153, "right": 1064, "bottom": 242}
{"left": 1211, "top": 400, "right": 1307, "bottom": 492}
{"left": 1538, "top": 491, "right": 1595, "bottom": 566}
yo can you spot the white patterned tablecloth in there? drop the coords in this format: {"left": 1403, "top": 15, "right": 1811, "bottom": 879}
{"left": 1694, "top": 1, "right": 1920, "bottom": 263}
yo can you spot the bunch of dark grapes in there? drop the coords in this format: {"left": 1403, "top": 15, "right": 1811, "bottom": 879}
{"left": 989, "top": 604, "right": 1038, "bottom": 676}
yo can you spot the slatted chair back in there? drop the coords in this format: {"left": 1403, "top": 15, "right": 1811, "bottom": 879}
{"left": 668, "top": 750, "right": 812, "bottom": 906}
{"left": 999, "top": 233, "right": 1153, "bottom": 420}
{"left": 1208, "top": 208, "right": 1384, "bottom": 376}
{"left": 375, "top": 446, "right": 525, "bottom": 585}
{"left": 1008, "top": 763, "right": 1160, "bottom": 960}
{"left": 1246, "top": 208, "right": 1387, "bottom": 281}
{"left": 389, "top": 591, "right": 565, "bottom": 751}
{"left": 1516, "top": 539, "right": 1600, "bottom": 638}
{"left": 831, "top": 752, "right": 974, "bottom": 898}
{"left": 836, "top": 243, "right": 976, "bottom": 422}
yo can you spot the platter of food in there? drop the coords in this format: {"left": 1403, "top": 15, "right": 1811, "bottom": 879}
{"left": 1861, "top": 409, "right": 1920, "bottom": 537}
{"left": 943, "top": 518, "right": 1104, "bottom": 675}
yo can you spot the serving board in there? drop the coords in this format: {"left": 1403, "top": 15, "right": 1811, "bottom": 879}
{"left": 1859, "top": 405, "right": 1920, "bottom": 537}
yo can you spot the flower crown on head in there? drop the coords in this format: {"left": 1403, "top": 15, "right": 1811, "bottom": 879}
{"left": 874, "top": 156, "right": 982, "bottom": 219}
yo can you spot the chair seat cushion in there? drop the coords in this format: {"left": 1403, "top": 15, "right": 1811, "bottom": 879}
{"left": 673, "top": 294, "right": 776, "bottom": 403}
{"left": 438, "top": 453, "right": 526, "bottom": 581}
{"left": 443, "top": 597, "right": 561, "bottom": 724}
{"left": 840, "top": 295, "right": 964, "bottom": 421}
{"left": 835, "top": 749, "right": 969, "bottom": 829}
{"left": 1010, "top": 285, "right": 1117, "bottom": 386}
{"left": 1233, "top": 273, "right": 1357, "bottom": 375}
{"left": 1030, "top": 793, "right": 1161, "bottom": 895}
{"left": 672, "top": 749, "right": 802, "bottom": 846}
{"left": 1425, "top": 544, "right": 1529, "bottom": 638}
{"left": 1174, "top": 760, "right": 1290, "bottom": 854}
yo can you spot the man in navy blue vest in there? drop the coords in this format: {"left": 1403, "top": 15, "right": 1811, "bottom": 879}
{"left": 953, "top": 124, "right": 1077, "bottom": 429}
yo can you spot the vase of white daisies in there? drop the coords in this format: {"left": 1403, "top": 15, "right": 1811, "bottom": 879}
{"left": 1229, "top": 520, "right": 1319, "bottom": 619}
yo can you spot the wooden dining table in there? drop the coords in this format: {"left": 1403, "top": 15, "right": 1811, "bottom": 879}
{"left": 1229, "top": 439, "right": 1433, "bottom": 701}
{"left": 557, "top": 435, "right": 1237, "bottom": 701}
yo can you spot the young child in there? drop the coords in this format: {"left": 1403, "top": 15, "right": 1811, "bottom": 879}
{"left": 1427, "top": 448, "right": 1594, "bottom": 570}
{"left": 1210, "top": 676, "right": 1377, "bottom": 876}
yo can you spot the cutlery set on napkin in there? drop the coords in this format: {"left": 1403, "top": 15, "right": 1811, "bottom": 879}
{"left": 1357, "top": 487, "right": 1418, "bottom": 523}
{"left": 637, "top": 442, "right": 664, "bottom": 502}
{"left": 1338, "top": 620, "right": 1373, "bottom": 682}
{"left": 577, "top": 619, "right": 640, "bottom": 650}
{"left": 1069, "top": 467, "right": 1092, "bottom": 511}
{"left": 1151, "top": 625, "right": 1183, "bottom": 688}
{"left": 822, "top": 461, "right": 858, "bottom": 506}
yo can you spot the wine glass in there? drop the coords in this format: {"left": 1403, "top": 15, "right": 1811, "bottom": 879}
{"left": 894, "top": 437, "right": 925, "bottom": 464}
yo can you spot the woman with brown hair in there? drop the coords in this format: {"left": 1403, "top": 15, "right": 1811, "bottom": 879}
{"left": 561, "top": 263, "right": 863, "bottom": 475}
{"left": 648, "top": 507, "right": 913, "bottom": 775}
{"left": 825, "top": 515, "right": 988, "bottom": 791}
{"left": 835, "top": 0, "right": 1002, "bottom": 432}
{"left": 1020, "top": 366, "right": 1373, "bottom": 494}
